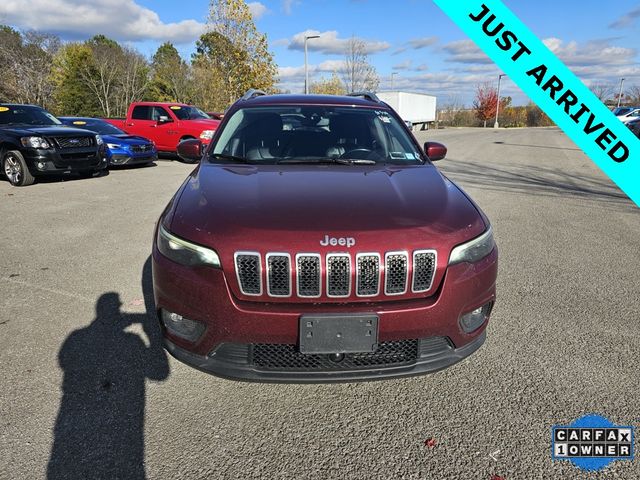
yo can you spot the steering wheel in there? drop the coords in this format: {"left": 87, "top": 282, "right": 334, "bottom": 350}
{"left": 340, "top": 148, "right": 373, "bottom": 160}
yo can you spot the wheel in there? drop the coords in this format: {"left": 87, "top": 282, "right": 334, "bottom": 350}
{"left": 3, "top": 150, "right": 35, "bottom": 186}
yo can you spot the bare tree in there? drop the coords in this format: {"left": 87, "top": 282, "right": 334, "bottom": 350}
{"left": 590, "top": 83, "right": 614, "bottom": 104}
{"left": 0, "top": 30, "right": 59, "bottom": 108}
{"left": 624, "top": 85, "right": 640, "bottom": 106}
{"left": 116, "top": 47, "right": 150, "bottom": 117}
{"left": 341, "top": 37, "right": 379, "bottom": 93}
{"left": 79, "top": 41, "right": 122, "bottom": 117}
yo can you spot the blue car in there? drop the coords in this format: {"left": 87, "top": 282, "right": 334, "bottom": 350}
{"left": 59, "top": 117, "right": 157, "bottom": 166}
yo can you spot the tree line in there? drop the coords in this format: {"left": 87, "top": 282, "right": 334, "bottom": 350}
{"left": 0, "top": 0, "right": 278, "bottom": 117}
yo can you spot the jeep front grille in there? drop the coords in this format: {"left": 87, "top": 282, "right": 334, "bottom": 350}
{"left": 412, "top": 250, "right": 436, "bottom": 292}
{"left": 234, "top": 249, "right": 437, "bottom": 298}
{"left": 234, "top": 252, "right": 262, "bottom": 295}
{"left": 266, "top": 254, "right": 291, "bottom": 297}
{"left": 385, "top": 252, "right": 408, "bottom": 295}
{"left": 327, "top": 254, "right": 350, "bottom": 297}
{"left": 296, "top": 254, "right": 321, "bottom": 297}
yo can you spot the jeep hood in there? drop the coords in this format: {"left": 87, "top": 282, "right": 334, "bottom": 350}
{"left": 169, "top": 163, "right": 486, "bottom": 259}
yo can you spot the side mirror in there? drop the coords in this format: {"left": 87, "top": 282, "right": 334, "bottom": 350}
{"left": 177, "top": 139, "right": 203, "bottom": 163}
{"left": 157, "top": 115, "right": 171, "bottom": 124}
{"left": 424, "top": 141, "right": 447, "bottom": 161}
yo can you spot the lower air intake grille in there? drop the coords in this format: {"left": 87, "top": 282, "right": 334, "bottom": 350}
{"left": 252, "top": 339, "right": 419, "bottom": 370}
{"left": 235, "top": 253, "right": 262, "bottom": 295}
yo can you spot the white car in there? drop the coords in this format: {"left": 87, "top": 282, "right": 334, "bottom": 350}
{"left": 614, "top": 107, "right": 640, "bottom": 124}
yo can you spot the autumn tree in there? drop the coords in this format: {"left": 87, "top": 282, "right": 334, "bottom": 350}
{"left": 51, "top": 43, "right": 101, "bottom": 116}
{"left": 310, "top": 72, "right": 346, "bottom": 95}
{"left": 148, "top": 42, "right": 191, "bottom": 103}
{"left": 473, "top": 83, "right": 498, "bottom": 127}
{"left": 193, "top": 0, "right": 278, "bottom": 110}
{"left": 341, "top": 37, "right": 379, "bottom": 93}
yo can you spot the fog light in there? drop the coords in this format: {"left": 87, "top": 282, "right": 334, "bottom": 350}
{"left": 161, "top": 309, "right": 205, "bottom": 342}
{"left": 37, "top": 162, "right": 46, "bottom": 170}
{"left": 459, "top": 302, "right": 493, "bottom": 333}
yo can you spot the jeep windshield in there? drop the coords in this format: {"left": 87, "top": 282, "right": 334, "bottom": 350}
{"left": 0, "top": 105, "right": 62, "bottom": 126}
{"left": 208, "top": 106, "right": 424, "bottom": 165}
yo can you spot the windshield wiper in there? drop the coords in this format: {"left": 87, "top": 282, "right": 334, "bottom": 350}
{"left": 209, "top": 153, "right": 253, "bottom": 164}
{"left": 277, "top": 158, "right": 376, "bottom": 165}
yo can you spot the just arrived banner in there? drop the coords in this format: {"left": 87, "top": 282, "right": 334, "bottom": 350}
{"left": 433, "top": 0, "right": 640, "bottom": 208}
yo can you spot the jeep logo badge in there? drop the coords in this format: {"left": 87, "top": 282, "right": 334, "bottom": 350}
{"left": 320, "top": 235, "right": 355, "bottom": 248}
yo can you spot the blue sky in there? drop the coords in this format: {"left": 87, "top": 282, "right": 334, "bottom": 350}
{"left": 2, "top": 0, "right": 639, "bottom": 105}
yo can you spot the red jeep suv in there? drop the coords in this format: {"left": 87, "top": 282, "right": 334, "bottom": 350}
{"left": 152, "top": 90, "right": 498, "bottom": 382}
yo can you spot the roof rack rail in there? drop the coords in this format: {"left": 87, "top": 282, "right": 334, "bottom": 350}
{"left": 241, "top": 89, "right": 267, "bottom": 101}
{"left": 347, "top": 91, "right": 381, "bottom": 103}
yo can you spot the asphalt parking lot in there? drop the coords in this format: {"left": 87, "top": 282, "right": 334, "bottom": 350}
{"left": 1, "top": 127, "right": 639, "bottom": 479}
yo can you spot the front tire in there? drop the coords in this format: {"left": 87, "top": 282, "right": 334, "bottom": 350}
{"left": 3, "top": 150, "right": 35, "bottom": 186}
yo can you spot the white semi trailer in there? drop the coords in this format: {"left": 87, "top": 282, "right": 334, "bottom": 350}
{"left": 377, "top": 91, "right": 437, "bottom": 130}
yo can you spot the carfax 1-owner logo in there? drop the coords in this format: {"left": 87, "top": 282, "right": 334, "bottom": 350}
{"left": 552, "top": 414, "right": 635, "bottom": 471}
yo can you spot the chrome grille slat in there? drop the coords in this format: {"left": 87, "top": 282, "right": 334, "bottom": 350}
{"left": 327, "top": 254, "right": 350, "bottom": 297}
{"left": 266, "top": 253, "right": 291, "bottom": 297}
{"left": 356, "top": 253, "right": 380, "bottom": 297}
{"left": 412, "top": 250, "right": 437, "bottom": 292}
{"left": 296, "top": 254, "right": 321, "bottom": 297}
{"left": 384, "top": 252, "right": 408, "bottom": 295}
{"left": 234, "top": 252, "right": 262, "bottom": 296}
{"left": 234, "top": 249, "right": 435, "bottom": 298}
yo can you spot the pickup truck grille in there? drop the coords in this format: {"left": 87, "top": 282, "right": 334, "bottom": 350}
{"left": 234, "top": 249, "right": 437, "bottom": 299}
{"left": 52, "top": 136, "right": 94, "bottom": 149}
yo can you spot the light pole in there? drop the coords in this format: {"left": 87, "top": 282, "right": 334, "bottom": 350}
{"left": 391, "top": 72, "right": 398, "bottom": 90}
{"left": 304, "top": 35, "right": 320, "bottom": 94}
{"left": 617, "top": 77, "right": 625, "bottom": 108}
{"left": 494, "top": 73, "right": 505, "bottom": 128}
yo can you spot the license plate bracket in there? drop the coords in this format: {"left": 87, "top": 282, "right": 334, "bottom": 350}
{"left": 299, "top": 314, "right": 379, "bottom": 354}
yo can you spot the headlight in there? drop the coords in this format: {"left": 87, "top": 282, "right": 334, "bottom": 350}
{"left": 20, "top": 136, "right": 52, "bottom": 149}
{"left": 199, "top": 129, "right": 215, "bottom": 140}
{"left": 157, "top": 223, "right": 221, "bottom": 267}
{"left": 106, "top": 143, "right": 121, "bottom": 149}
{"left": 95, "top": 135, "right": 103, "bottom": 145}
{"left": 448, "top": 226, "right": 495, "bottom": 265}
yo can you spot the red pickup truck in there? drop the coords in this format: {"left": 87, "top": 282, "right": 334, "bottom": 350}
{"left": 104, "top": 102, "right": 220, "bottom": 153}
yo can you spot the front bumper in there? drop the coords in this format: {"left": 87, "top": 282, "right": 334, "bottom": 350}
{"left": 23, "top": 148, "right": 107, "bottom": 175}
{"left": 152, "top": 246, "right": 497, "bottom": 382}
{"left": 164, "top": 330, "right": 486, "bottom": 383}
{"left": 108, "top": 151, "right": 158, "bottom": 166}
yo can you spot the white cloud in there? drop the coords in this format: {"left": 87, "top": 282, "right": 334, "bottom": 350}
{"left": 247, "top": 2, "right": 268, "bottom": 20}
{"left": 0, "top": 0, "right": 205, "bottom": 43}
{"left": 442, "top": 39, "right": 491, "bottom": 64}
{"left": 609, "top": 5, "right": 640, "bottom": 28}
{"left": 288, "top": 30, "right": 390, "bottom": 55}
{"left": 392, "top": 60, "right": 412, "bottom": 71}
{"left": 542, "top": 37, "right": 636, "bottom": 67}
{"left": 282, "top": 0, "right": 300, "bottom": 15}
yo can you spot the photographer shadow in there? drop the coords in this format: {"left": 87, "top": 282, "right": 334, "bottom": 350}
{"left": 47, "top": 258, "right": 169, "bottom": 480}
